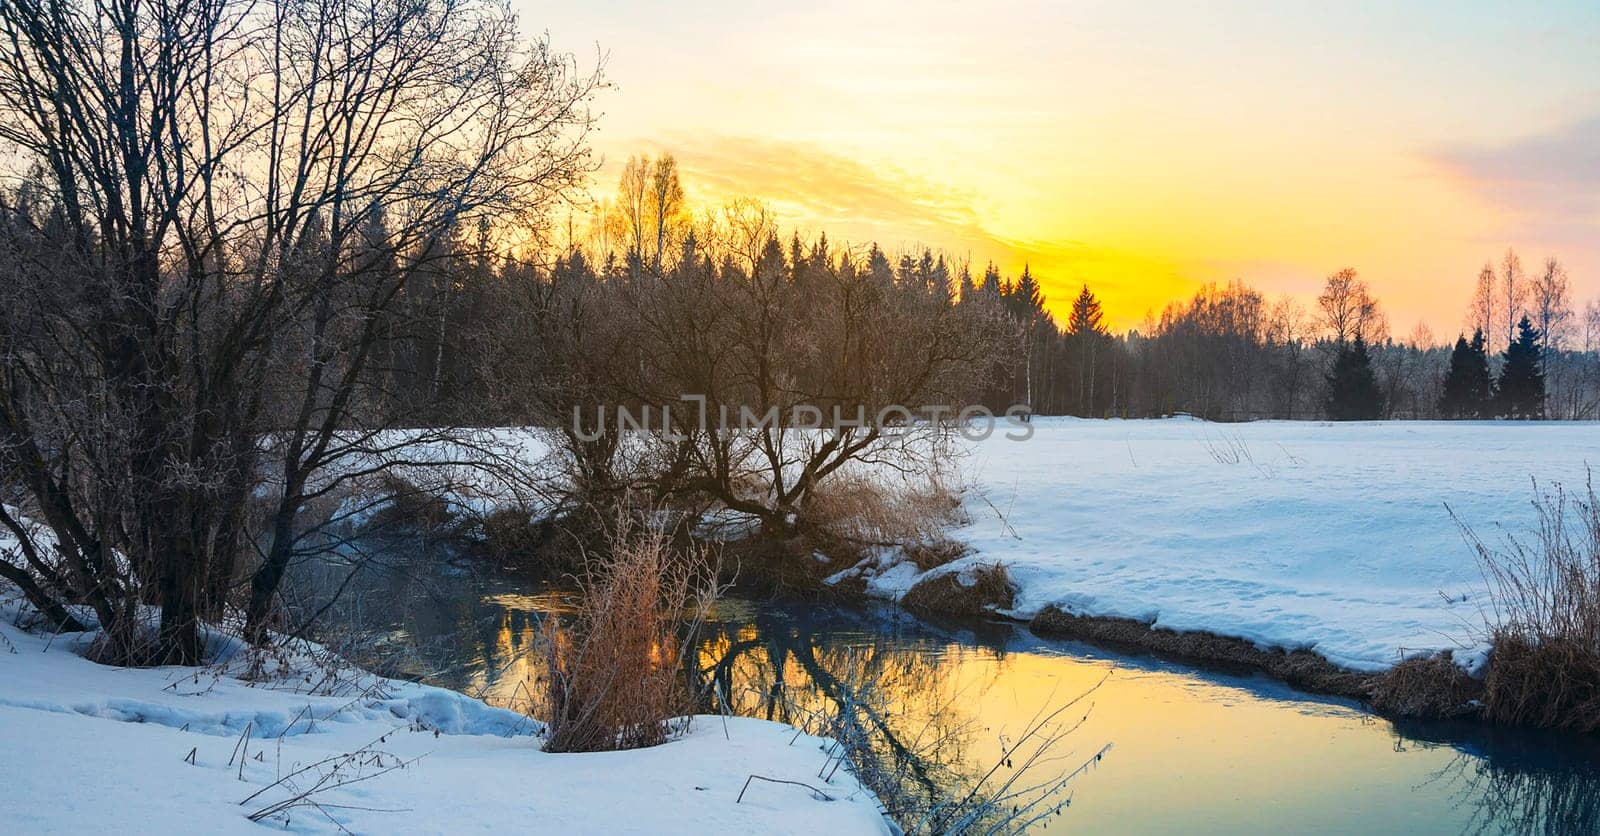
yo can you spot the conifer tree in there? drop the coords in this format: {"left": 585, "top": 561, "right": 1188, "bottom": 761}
{"left": 1005, "top": 265, "right": 1047, "bottom": 409}
{"left": 957, "top": 264, "right": 978, "bottom": 303}
{"left": 1494, "top": 316, "right": 1546, "bottom": 419}
{"left": 866, "top": 244, "right": 894, "bottom": 286}
{"left": 1065, "top": 284, "right": 1112, "bottom": 415}
{"left": 1324, "top": 335, "right": 1385, "bottom": 420}
{"left": 1068, "top": 284, "right": 1108, "bottom": 338}
{"left": 1007, "top": 265, "right": 1044, "bottom": 317}
{"left": 1437, "top": 329, "right": 1491, "bottom": 418}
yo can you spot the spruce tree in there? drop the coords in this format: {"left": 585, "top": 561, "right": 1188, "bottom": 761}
{"left": 1437, "top": 329, "right": 1491, "bottom": 418}
{"left": 957, "top": 265, "right": 978, "bottom": 304}
{"left": 1324, "top": 335, "right": 1385, "bottom": 420}
{"left": 1066, "top": 285, "right": 1112, "bottom": 416}
{"left": 1494, "top": 316, "right": 1545, "bottom": 419}
{"left": 1067, "top": 284, "right": 1108, "bottom": 337}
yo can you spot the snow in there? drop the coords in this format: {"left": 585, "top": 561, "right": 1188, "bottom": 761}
{"left": 383, "top": 418, "right": 1600, "bottom": 675}
{"left": 0, "top": 600, "right": 888, "bottom": 834}
{"left": 864, "top": 418, "right": 1600, "bottom": 673}
{"left": 11, "top": 415, "right": 1588, "bottom": 836}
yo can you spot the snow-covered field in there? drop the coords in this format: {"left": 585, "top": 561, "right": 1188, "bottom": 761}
{"left": 869, "top": 418, "right": 1600, "bottom": 672}
{"left": 0, "top": 605, "right": 887, "bottom": 834}
{"left": 379, "top": 419, "right": 1600, "bottom": 674}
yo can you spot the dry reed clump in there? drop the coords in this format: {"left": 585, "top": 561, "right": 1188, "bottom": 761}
{"left": 798, "top": 471, "right": 967, "bottom": 564}
{"left": 901, "top": 563, "right": 1015, "bottom": 616}
{"left": 538, "top": 517, "right": 721, "bottom": 753}
{"left": 1482, "top": 634, "right": 1600, "bottom": 732}
{"left": 1459, "top": 474, "right": 1600, "bottom": 731}
{"left": 1369, "top": 652, "right": 1484, "bottom": 720}
{"left": 903, "top": 538, "right": 971, "bottom": 573}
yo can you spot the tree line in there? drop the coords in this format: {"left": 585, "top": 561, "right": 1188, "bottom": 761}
{"left": 280, "top": 154, "right": 1600, "bottom": 428}
{"left": 978, "top": 254, "right": 1599, "bottom": 421}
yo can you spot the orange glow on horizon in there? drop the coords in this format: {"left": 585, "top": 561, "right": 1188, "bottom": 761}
{"left": 534, "top": 1, "right": 1600, "bottom": 337}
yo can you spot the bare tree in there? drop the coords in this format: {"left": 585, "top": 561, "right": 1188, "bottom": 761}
{"left": 1317, "top": 268, "right": 1382, "bottom": 345}
{"left": 1502, "top": 248, "right": 1528, "bottom": 351}
{"left": 1532, "top": 257, "right": 1573, "bottom": 354}
{"left": 1530, "top": 257, "right": 1573, "bottom": 416}
{"left": 649, "top": 156, "right": 687, "bottom": 274}
{"left": 1471, "top": 262, "right": 1497, "bottom": 353}
{"left": 611, "top": 153, "right": 687, "bottom": 276}
{"left": 0, "top": 0, "right": 600, "bottom": 661}
{"left": 1581, "top": 300, "right": 1600, "bottom": 418}
{"left": 1266, "top": 296, "right": 1312, "bottom": 418}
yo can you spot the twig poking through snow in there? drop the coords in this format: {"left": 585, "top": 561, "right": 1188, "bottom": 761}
{"left": 737, "top": 774, "right": 835, "bottom": 804}
{"left": 228, "top": 721, "right": 253, "bottom": 781}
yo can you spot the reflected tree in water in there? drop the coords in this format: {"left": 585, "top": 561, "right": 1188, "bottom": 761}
{"left": 1401, "top": 722, "right": 1600, "bottom": 836}
{"left": 693, "top": 605, "right": 1109, "bottom": 833}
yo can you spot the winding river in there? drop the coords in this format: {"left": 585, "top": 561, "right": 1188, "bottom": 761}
{"left": 300, "top": 540, "right": 1600, "bottom": 834}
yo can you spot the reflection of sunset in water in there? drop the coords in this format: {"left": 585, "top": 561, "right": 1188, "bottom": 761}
{"left": 312, "top": 558, "right": 1600, "bottom": 834}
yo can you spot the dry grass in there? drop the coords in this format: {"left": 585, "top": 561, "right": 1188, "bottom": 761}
{"left": 539, "top": 515, "right": 721, "bottom": 752}
{"left": 1369, "top": 652, "right": 1483, "bottom": 720}
{"left": 1029, "top": 606, "right": 1378, "bottom": 700}
{"left": 1459, "top": 474, "right": 1600, "bottom": 731}
{"left": 799, "top": 471, "right": 967, "bottom": 561}
{"left": 901, "top": 563, "right": 1015, "bottom": 616}
{"left": 1482, "top": 635, "right": 1600, "bottom": 732}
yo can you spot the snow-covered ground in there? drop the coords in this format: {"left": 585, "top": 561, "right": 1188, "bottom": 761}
{"left": 0, "top": 603, "right": 888, "bottom": 834}
{"left": 380, "top": 419, "right": 1600, "bottom": 674}
{"left": 859, "top": 418, "right": 1600, "bottom": 672}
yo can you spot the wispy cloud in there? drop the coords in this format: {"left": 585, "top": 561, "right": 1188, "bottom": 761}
{"left": 597, "top": 133, "right": 1179, "bottom": 316}
{"left": 1428, "top": 113, "right": 1600, "bottom": 244}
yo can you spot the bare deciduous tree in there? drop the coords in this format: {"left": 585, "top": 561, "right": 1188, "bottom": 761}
{"left": 0, "top": 0, "right": 600, "bottom": 661}
{"left": 1502, "top": 248, "right": 1529, "bottom": 351}
{"left": 1471, "top": 261, "right": 1497, "bottom": 353}
{"left": 1318, "top": 268, "right": 1383, "bottom": 345}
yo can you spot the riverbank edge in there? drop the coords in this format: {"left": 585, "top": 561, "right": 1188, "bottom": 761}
{"left": 871, "top": 574, "right": 1489, "bottom": 724}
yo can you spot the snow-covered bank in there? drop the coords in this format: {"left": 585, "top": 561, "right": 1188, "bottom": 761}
{"left": 0, "top": 605, "right": 887, "bottom": 834}
{"left": 857, "top": 419, "right": 1600, "bottom": 673}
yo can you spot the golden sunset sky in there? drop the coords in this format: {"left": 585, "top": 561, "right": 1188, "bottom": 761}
{"left": 523, "top": 0, "right": 1600, "bottom": 334}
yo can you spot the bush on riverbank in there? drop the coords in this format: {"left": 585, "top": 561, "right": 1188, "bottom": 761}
{"left": 360, "top": 474, "right": 462, "bottom": 536}
{"left": 1459, "top": 474, "right": 1600, "bottom": 732}
{"left": 797, "top": 472, "right": 967, "bottom": 559}
{"left": 701, "top": 471, "right": 972, "bottom": 598}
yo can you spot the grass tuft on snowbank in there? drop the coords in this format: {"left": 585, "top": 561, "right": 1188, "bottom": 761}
{"left": 1459, "top": 474, "right": 1600, "bottom": 732}
{"left": 901, "top": 563, "right": 1014, "bottom": 616}
{"left": 1369, "top": 651, "right": 1483, "bottom": 720}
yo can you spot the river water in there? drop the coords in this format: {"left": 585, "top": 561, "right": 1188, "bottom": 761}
{"left": 304, "top": 545, "right": 1600, "bottom": 834}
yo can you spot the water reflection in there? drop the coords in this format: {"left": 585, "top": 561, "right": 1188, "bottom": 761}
{"left": 1397, "top": 719, "right": 1600, "bottom": 835}
{"left": 295, "top": 551, "right": 1600, "bottom": 834}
